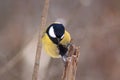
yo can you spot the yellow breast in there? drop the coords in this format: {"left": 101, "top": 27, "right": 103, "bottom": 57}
{"left": 42, "top": 33, "right": 60, "bottom": 58}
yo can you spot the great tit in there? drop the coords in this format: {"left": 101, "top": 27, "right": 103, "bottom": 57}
{"left": 42, "top": 22, "right": 71, "bottom": 61}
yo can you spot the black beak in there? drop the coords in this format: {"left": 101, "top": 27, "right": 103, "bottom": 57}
{"left": 57, "top": 38, "right": 60, "bottom": 43}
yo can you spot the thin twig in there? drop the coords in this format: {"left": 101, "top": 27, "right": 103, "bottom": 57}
{"left": 62, "top": 44, "right": 80, "bottom": 80}
{"left": 32, "top": 0, "right": 49, "bottom": 80}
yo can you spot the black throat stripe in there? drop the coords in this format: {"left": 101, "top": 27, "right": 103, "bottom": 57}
{"left": 57, "top": 44, "right": 68, "bottom": 57}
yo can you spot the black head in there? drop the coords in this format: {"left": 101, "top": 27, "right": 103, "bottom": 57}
{"left": 46, "top": 22, "right": 65, "bottom": 44}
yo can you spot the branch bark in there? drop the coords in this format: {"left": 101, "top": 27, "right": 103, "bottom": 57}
{"left": 32, "top": 0, "right": 49, "bottom": 80}
{"left": 62, "top": 44, "right": 80, "bottom": 80}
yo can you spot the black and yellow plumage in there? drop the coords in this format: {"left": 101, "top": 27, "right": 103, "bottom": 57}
{"left": 42, "top": 22, "right": 71, "bottom": 59}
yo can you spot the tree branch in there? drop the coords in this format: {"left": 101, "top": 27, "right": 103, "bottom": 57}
{"left": 32, "top": 0, "right": 49, "bottom": 80}
{"left": 62, "top": 44, "right": 80, "bottom": 80}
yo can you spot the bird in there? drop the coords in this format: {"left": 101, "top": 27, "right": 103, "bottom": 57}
{"left": 42, "top": 22, "right": 71, "bottom": 61}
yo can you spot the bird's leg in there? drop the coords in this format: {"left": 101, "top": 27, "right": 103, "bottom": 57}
{"left": 62, "top": 55, "right": 68, "bottom": 64}
{"left": 62, "top": 54, "right": 73, "bottom": 66}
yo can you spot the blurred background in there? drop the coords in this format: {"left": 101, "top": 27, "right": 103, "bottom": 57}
{"left": 0, "top": 0, "right": 120, "bottom": 80}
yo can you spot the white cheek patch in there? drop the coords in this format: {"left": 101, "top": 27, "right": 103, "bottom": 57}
{"left": 49, "top": 26, "right": 56, "bottom": 38}
{"left": 61, "top": 34, "right": 64, "bottom": 39}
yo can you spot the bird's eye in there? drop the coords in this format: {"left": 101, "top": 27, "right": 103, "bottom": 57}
{"left": 49, "top": 26, "right": 56, "bottom": 38}
{"left": 61, "top": 34, "right": 64, "bottom": 39}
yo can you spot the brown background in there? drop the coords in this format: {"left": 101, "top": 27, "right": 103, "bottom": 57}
{"left": 0, "top": 0, "right": 120, "bottom": 80}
